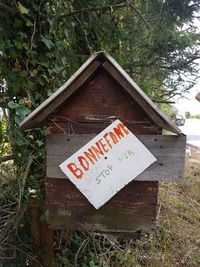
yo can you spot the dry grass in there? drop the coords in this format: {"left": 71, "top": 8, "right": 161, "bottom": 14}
{"left": 0, "top": 157, "right": 34, "bottom": 265}
{"left": 134, "top": 149, "right": 200, "bottom": 267}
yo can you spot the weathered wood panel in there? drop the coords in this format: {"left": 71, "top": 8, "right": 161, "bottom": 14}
{"left": 45, "top": 70, "right": 162, "bottom": 135}
{"left": 20, "top": 60, "right": 101, "bottom": 130}
{"left": 46, "top": 134, "right": 186, "bottom": 182}
{"left": 19, "top": 52, "right": 180, "bottom": 134}
{"left": 46, "top": 179, "right": 158, "bottom": 233}
{"left": 102, "top": 60, "right": 181, "bottom": 134}
{"left": 46, "top": 121, "right": 161, "bottom": 135}
{"left": 44, "top": 66, "right": 161, "bottom": 234}
{"left": 52, "top": 71, "right": 152, "bottom": 123}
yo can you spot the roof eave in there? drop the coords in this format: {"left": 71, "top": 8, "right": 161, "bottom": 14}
{"left": 19, "top": 51, "right": 182, "bottom": 135}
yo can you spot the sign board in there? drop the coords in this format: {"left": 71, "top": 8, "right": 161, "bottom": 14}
{"left": 59, "top": 120, "right": 157, "bottom": 209}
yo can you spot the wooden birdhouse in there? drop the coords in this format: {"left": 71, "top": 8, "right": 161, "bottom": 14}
{"left": 20, "top": 51, "right": 186, "bottom": 235}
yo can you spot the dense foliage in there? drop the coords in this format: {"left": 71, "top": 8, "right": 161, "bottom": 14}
{"left": 0, "top": 1, "right": 200, "bottom": 110}
{"left": 0, "top": 0, "right": 200, "bottom": 265}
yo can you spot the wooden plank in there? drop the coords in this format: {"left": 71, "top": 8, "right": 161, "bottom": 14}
{"left": 102, "top": 60, "right": 181, "bottom": 134}
{"left": 102, "top": 61, "right": 163, "bottom": 126}
{"left": 40, "top": 221, "right": 54, "bottom": 265}
{"left": 46, "top": 179, "right": 158, "bottom": 233}
{"left": 44, "top": 70, "right": 161, "bottom": 134}
{"left": 46, "top": 121, "right": 161, "bottom": 135}
{"left": 19, "top": 59, "right": 101, "bottom": 130}
{"left": 20, "top": 51, "right": 181, "bottom": 135}
{"left": 103, "top": 53, "right": 181, "bottom": 135}
{"left": 51, "top": 70, "right": 151, "bottom": 124}
{"left": 46, "top": 134, "right": 186, "bottom": 182}
{"left": 19, "top": 53, "right": 101, "bottom": 130}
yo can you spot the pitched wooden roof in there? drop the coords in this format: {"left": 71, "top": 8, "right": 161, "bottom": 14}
{"left": 19, "top": 51, "right": 181, "bottom": 134}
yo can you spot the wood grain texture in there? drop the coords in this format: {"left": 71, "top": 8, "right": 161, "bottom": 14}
{"left": 37, "top": 60, "right": 101, "bottom": 123}
{"left": 20, "top": 51, "right": 181, "bottom": 135}
{"left": 46, "top": 179, "right": 158, "bottom": 233}
{"left": 19, "top": 53, "right": 100, "bottom": 130}
{"left": 102, "top": 61, "right": 181, "bottom": 134}
{"left": 53, "top": 70, "right": 151, "bottom": 123}
{"left": 20, "top": 60, "right": 101, "bottom": 130}
{"left": 103, "top": 53, "right": 181, "bottom": 134}
{"left": 46, "top": 121, "right": 161, "bottom": 135}
{"left": 46, "top": 134, "right": 186, "bottom": 182}
{"left": 41, "top": 54, "right": 182, "bottom": 233}
{"left": 44, "top": 69, "right": 162, "bottom": 135}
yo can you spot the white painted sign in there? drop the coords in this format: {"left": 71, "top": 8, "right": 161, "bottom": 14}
{"left": 59, "top": 120, "right": 157, "bottom": 209}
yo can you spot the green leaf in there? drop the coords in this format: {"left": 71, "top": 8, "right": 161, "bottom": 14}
{"left": 14, "top": 40, "right": 22, "bottom": 49}
{"left": 71, "top": 22, "right": 76, "bottom": 27}
{"left": 22, "top": 43, "right": 28, "bottom": 50}
{"left": 41, "top": 36, "right": 54, "bottom": 50}
{"left": 36, "top": 140, "right": 43, "bottom": 147}
{"left": 14, "top": 115, "right": 22, "bottom": 125}
{"left": 16, "top": 106, "right": 30, "bottom": 117}
{"left": 47, "top": 90, "right": 52, "bottom": 97}
{"left": 18, "top": 2, "right": 29, "bottom": 14}
{"left": 13, "top": 19, "right": 22, "bottom": 28}
{"left": 30, "top": 69, "right": 38, "bottom": 77}
{"left": 51, "top": 66, "right": 62, "bottom": 74}
{"left": 8, "top": 101, "right": 20, "bottom": 109}
{"left": 0, "top": 40, "right": 5, "bottom": 50}
{"left": 26, "top": 20, "right": 33, "bottom": 27}
{"left": 38, "top": 54, "right": 49, "bottom": 67}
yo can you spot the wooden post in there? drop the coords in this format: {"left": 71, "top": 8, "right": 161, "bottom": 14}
{"left": 40, "top": 221, "right": 54, "bottom": 266}
{"left": 29, "top": 195, "right": 40, "bottom": 246}
{"left": 29, "top": 195, "right": 54, "bottom": 266}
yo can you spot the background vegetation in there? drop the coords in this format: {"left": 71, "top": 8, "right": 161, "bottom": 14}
{"left": 185, "top": 111, "right": 200, "bottom": 119}
{"left": 0, "top": 0, "right": 200, "bottom": 266}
